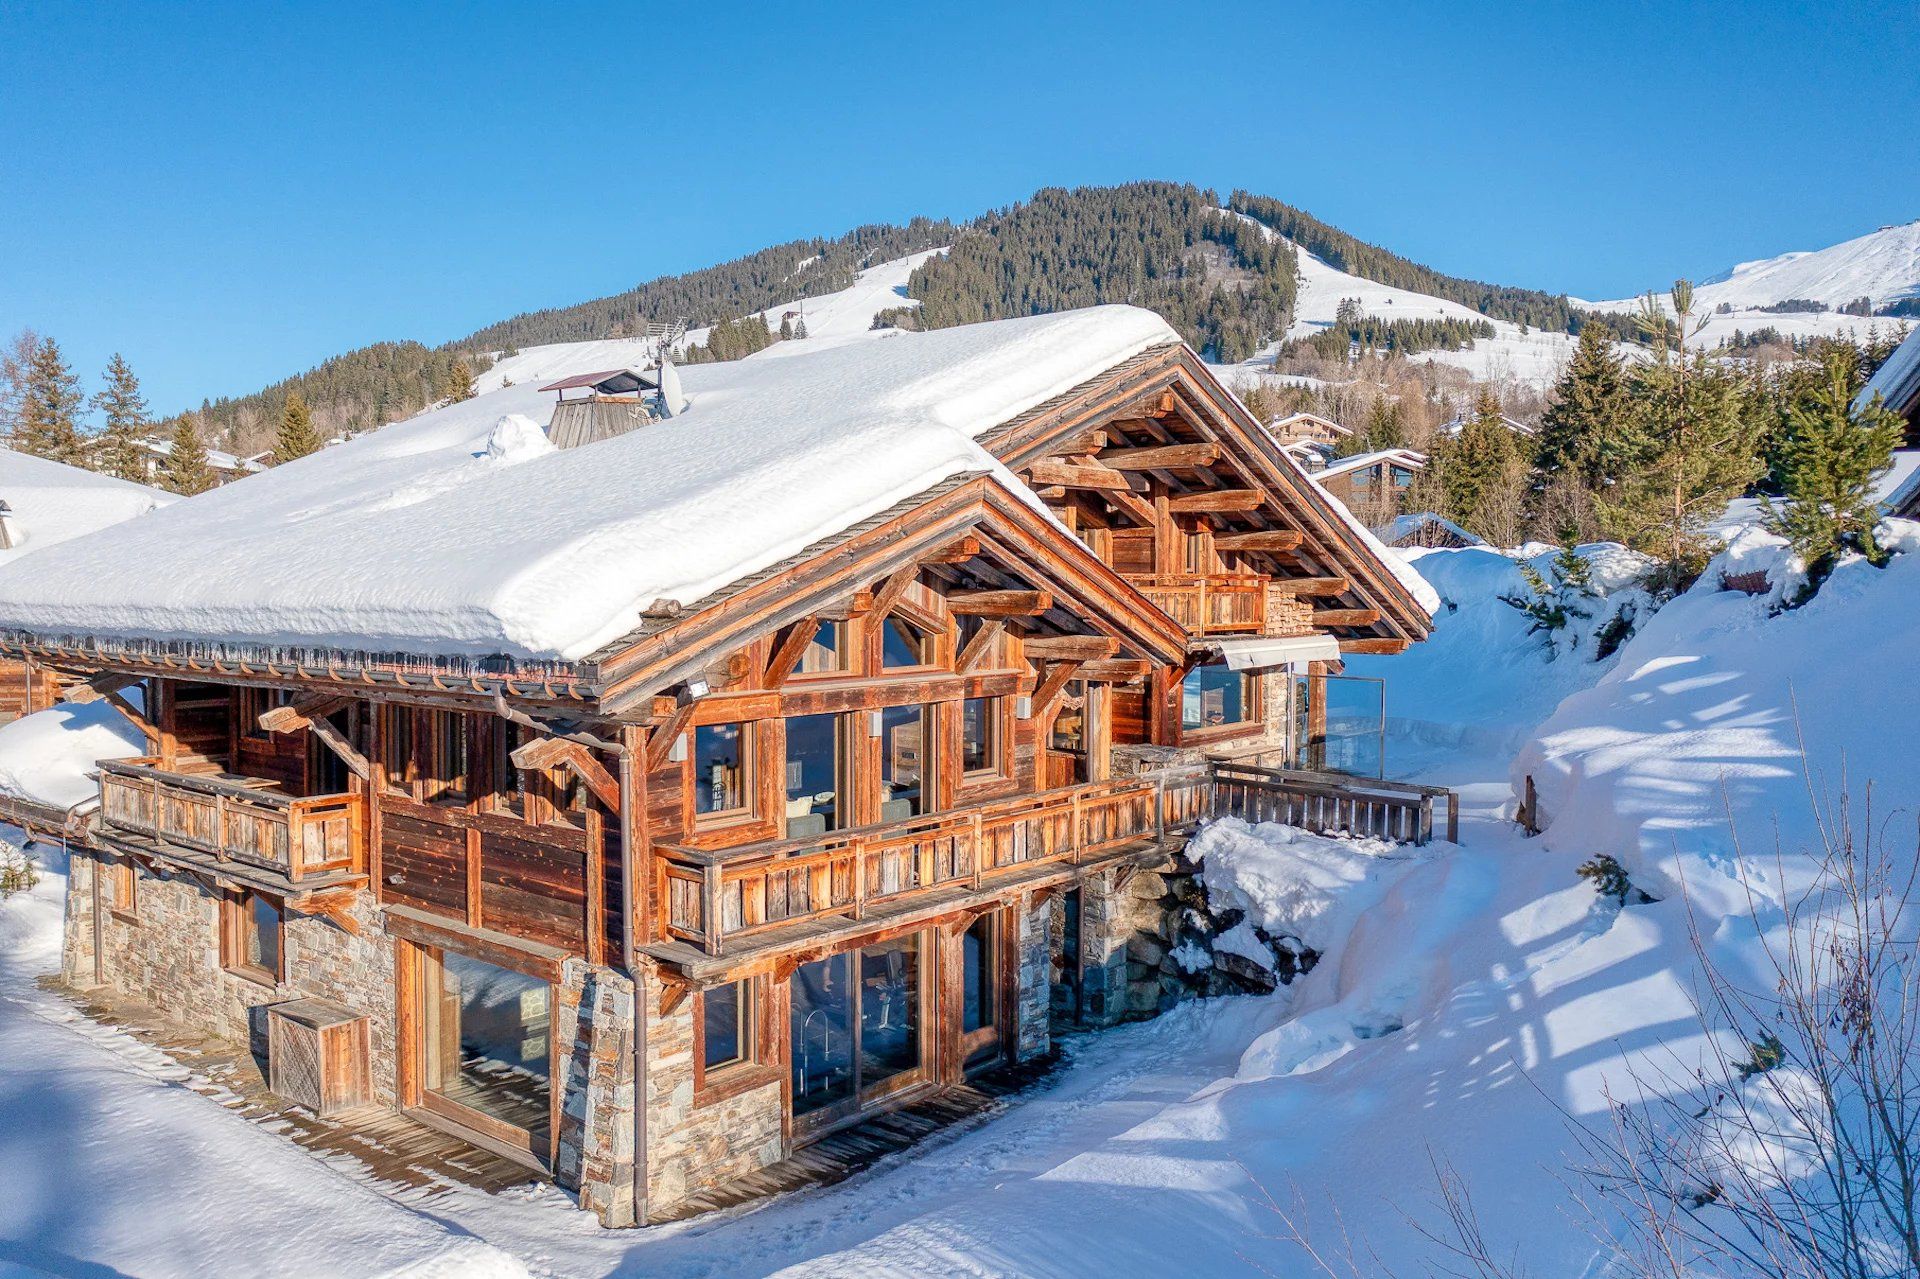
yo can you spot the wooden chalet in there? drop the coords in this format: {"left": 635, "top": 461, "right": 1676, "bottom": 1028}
{"left": 0, "top": 307, "right": 1434, "bottom": 1224}
{"left": 1312, "top": 447, "right": 1428, "bottom": 526}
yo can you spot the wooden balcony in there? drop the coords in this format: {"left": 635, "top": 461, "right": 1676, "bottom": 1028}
{"left": 97, "top": 758, "right": 366, "bottom": 884}
{"left": 1132, "top": 573, "right": 1269, "bottom": 634}
{"left": 658, "top": 768, "right": 1215, "bottom": 955}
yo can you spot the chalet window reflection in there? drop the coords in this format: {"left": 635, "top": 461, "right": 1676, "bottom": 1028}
{"left": 1181, "top": 661, "right": 1254, "bottom": 733}
{"left": 878, "top": 704, "right": 930, "bottom": 821}
{"left": 796, "top": 621, "right": 846, "bottom": 675}
{"left": 880, "top": 615, "right": 932, "bottom": 669}
{"left": 960, "top": 697, "right": 1002, "bottom": 778}
{"left": 700, "top": 979, "right": 753, "bottom": 1076}
{"left": 693, "top": 722, "right": 752, "bottom": 821}
{"left": 221, "top": 888, "right": 282, "bottom": 986}
{"left": 784, "top": 713, "right": 843, "bottom": 838}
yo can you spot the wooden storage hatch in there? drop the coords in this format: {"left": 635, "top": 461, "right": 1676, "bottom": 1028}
{"left": 266, "top": 997, "right": 372, "bottom": 1118}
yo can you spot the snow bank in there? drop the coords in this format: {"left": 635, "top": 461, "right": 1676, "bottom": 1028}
{"left": 0, "top": 306, "right": 1178, "bottom": 661}
{"left": 0, "top": 702, "right": 146, "bottom": 809}
{"left": 1189, "top": 817, "right": 1409, "bottom": 952}
{"left": 0, "top": 450, "right": 172, "bottom": 567}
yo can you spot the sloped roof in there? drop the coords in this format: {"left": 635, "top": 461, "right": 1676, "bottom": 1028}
{"left": 1860, "top": 326, "right": 1920, "bottom": 425}
{"left": 0, "top": 451, "right": 173, "bottom": 567}
{"left": 1315, "top": 448, "right": 1429, "bottom": 481}
{"left": 0, "top": 307, "right": 1179, "bottom": 662}
{"left": 1268, "top": 410, "right": 1353, "bottom": 438}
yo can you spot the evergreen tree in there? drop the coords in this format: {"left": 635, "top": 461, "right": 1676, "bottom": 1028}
{"left": 0, "top": 328, "right": 42, "bottom": 444}
{"left": 1762, "top": 344, "right": 1904, "bottom": 575}
{"left": 1600, "top": 283, "right": 1763, "bottom": 582}
{"left": 778, "top": 315, "right": 794, "bottom": 340}
{"left": 1444, "top": 388, "right": 1527, "bottom": 541}
{"left": 792, "top": 316, "right": 808, "bottom": 340}
{"left": 15, "top": 337, "right": 87, "bottom": 465}
{"left": 88, "top": 353, "right": 150, "bottom": 482}
{"left": 1537, "top": 323, "right": 1634, "bottom": 488}
{"left": 444, "top": 358, "right": 476, "bottom": 403}
{"left": 160, "top": 416, "right": 216, "bottom": 495}
{"left": 274, "top": 390, "right": 323, "bottom": 463}
{"left": 1360, "top": 396, "right": 1404, "bottom": 451}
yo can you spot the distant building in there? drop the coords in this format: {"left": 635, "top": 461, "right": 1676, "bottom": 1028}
{"left": 1376, "top": 511, "right": 1483, "bottom": 550}
{"left": 1312, "top": 447, "right": 1428, "bottom": 524}
{"left": 1865, "top": 328, "right": 1920, "bottom": 518}
{"left": 103, "top": 435, "right": 266, "bottom": 488}
{"left": 1438, "top": 411, "right": 1536, "bottom": 440}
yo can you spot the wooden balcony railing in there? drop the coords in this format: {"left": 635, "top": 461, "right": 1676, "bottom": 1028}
{"left": 1209, "top": 761, "right": 1457, "bottom": 846}
{"left": 658, "top": 768, "right": 1214, "bottom": 954}
{"left": 97, "top": 758, "right": 365, "bottom": 883}
{"left": 1132, "top": 573, "right": 1268, "bottom": 634}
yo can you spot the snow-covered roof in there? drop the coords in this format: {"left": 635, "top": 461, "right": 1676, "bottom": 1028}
{"left": 1860, "top": 325, "right": 1920, "bottom": 423}
{"left": 0, "top": 450, "right": 173, "bottom": 568}
{"left": 1267, "top": 411, "right": 1353, "bottom": 439}
{"left": 132, "top": 435, "right": 265, "bottom": 474}
{"left": 1375, "top": 511, "right": 1483, "bottom": 546}
{"left": 1875, "top": 449, "right": 1920, "bottom": 517}
{"left": 0, "top": 307, "right": 1180, "bottom": 663}
{"left": 1439, "top": 413, "right": 1536, "bottom": 438}
{"left": 1314, "top": 448, "right": 1428, "bottom": 481}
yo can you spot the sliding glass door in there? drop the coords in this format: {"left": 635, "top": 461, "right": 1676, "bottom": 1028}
{"left": 789, "top": 932, "right": 929, "bottom": 1134}
{"left": 412, "top": 945, "right": 553, "bottom": 1165}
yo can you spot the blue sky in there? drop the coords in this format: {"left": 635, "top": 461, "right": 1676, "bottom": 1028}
{"left": 2, "top": 0, "right": 1915, "bottom": 416}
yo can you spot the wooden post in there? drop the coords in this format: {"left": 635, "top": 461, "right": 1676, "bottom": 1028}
{"left": 701, "top": 861, "right": 722, "bottom": 956}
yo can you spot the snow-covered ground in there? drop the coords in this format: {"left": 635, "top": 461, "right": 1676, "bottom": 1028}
{"left": 2, "top": 506, "right": 1914, "bottom": 1275}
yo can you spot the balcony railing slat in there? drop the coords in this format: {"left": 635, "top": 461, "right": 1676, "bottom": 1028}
{"left": 97, "top": 758, "right": 365, "bottom": 882}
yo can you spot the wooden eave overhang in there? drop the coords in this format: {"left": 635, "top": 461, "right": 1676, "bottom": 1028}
{"left": 980, "top": 341, "right": 1434, "bottom": 647}
{"left": 584, "top": 471, "right": 1192, "bottom": 717}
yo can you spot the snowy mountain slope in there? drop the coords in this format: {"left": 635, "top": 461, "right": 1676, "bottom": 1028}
{"left": 1582, "top": 218, "right": 1920, "bottom": 348}
{"left": 1216, "top": 210, "right": 1581, "bottom": 387}
{"left": 474, "top": 249, "right": 944, "bottom": 394}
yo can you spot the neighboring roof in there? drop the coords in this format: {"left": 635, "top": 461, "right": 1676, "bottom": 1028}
{"left": 1315, "top": 448, "right": 1429, "bottom": 481}
{"left": 1860, "top": 326, "right": 1920, "bottom": 424}
{"left": 130, "top": 435, "right": 264, "bottom": 474}
{"left": 0, "top": 450, "right": 174, "bottom": 567}
{"left": 538, "top": 366, "right": 660, "bottom": 395}
{"left": 1267, "top": 410, "right": 1353, "bottom": 438}
{"left": 1440, "top": 412, "right": 1536, "bottom": 438}
{"left": 1376, "top": 511, "right": 1485, "bottom": 546}
{"left": 1875, "top": 449, "right": 1920, "bottom": 518}
{"left": 0, "top": 307, "right": 1179, "bottom": 662}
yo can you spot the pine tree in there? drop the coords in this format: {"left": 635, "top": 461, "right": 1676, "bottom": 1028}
{"left": 1443, "top": 388, "right": 1526, "bottom": 539}
{"left": 1361, "top": 396, "right": 1404, "bottom": 451}
{"left": 274, "top": 390, "right": 323, "bottom": 463}
{"left": 88, "top": 353, "right": 151, "bottom": 482}
{"left": 160, "top": 416, "right": 216, "bottom": 495}
{"left": 778, "top": 315, "right": 794, "bottom": 340}
{"left": 1537, "top": 323, "right": 1634, "bottom": 488}
{"left": 0, "top": 328, "right": 43, "bottom": 444}
{"left": 15, "top": 337, "right": 87, "bottom": 465}
{"left": 1762, "top": 344, "right": 1904, "bottom": 574}
{"left": 445, "top": 358, "right": 475, "bottom": 403}
{"left": 792, "top": 316, "right": 809, "bottom": 340}
{"left": 1600, "top": 283, "right": 1763, "bottom": 582}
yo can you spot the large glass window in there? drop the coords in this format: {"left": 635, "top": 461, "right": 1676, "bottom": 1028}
{"left": 960, "top": 697, "right": 1003, "bottom": 778}
{"left": 790, "top": 952, "right": 855, "bottom": 1116}
{"left": 693, "top": 722, "right": 752, "bottom": 820}
{"left": 789, "top": 935, "right": 927, "bottom": 1125}
{"left": 962, "top": 914, "right": 997, "bottom": 1035}
{"left": 422, "top": 711, "right": 468, "bottom": 805}
{"left": 1181, "top": 662, "right": 1254, "bottom": 734}
{"left": 878, "top": 704, "right": 930, "bottom": 822}
{"left": 420, "top": 948, "right": 552, "bottom": 1156}
{"left": 881, "top": 615, "right": 932, "bottom": 669}
{"left": 784, "top": 713, "right": 843, "bottom": 838}
{"left": 859, "top": 934, "right": 921, "bottom": 1090}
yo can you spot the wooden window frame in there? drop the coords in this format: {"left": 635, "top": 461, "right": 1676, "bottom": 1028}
{"left": 789, "top": 619, "right": 852, "bottom": 680}
{"left": 107, "top": 855, "right": 138, "bottom": 921}
{"left": 958, "top": 695, "right": 1010, "bottom": 785}
{"left": 692, "top": 976, "right": 779, "bottom": 1106}
{"left": 957, "top": 910, "right": 1007, "bottom": 1072}
{"left": 690, "top": 720, "right": 758, "bottom": 830}
{"left": 1177, "top": 661, "right": 1264, "bottom": 746}
{"left": 219, "top": 888, "right": 284, "bottom": 988}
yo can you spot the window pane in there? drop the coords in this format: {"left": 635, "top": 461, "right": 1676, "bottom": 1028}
{"left": 797, "top": 621, "right": 843, "bottom": 675}
{"left": 790, "top": 953, "right": 855, "bottom": 1114}
{"left": 881, "top": 616, "right": 928, "bottom": 669}
{"left": 860, "top": 935, "right": 921, "bottom": 1087}
{"left": 246, "top": 893, "right": 280, "bottom": 976}
{"left": 694, "top": 723, "right": 749, "bottom": 816}
{"left": 961, "top": 698, "right": 998, "bottom": 775}
{"left": 785, "top": 713, "right": 842, "bottom": 837}
{"left": 703, "top": 980, "right": 747, "bottom": 1070}
{"left": 424, "top": 951, "right": 551, "bottom": 1145}
{"left": 962, "top": 914, "right": 996, "bottom": 1034}
{"left": 1181, "top": 663, "right": 1249, "bottom": 731}
{"left": 879, "top": 704, "right": 929, "bottom": 821}
{"left": 1051, "top": 683, "right": 1087, "bottom": 753}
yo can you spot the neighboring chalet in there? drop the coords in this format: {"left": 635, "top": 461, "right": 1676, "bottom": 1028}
{"left": 104, "top": 434, "right": 267, "bottom": 488}
{"left": 1311, "top": 447, "right": 1428, "bottom": 526}
{"left": 1376, "top": 511, "right": 1483, "bottom": 550}
{"left": 1264, "top": 411, "right": 1353, "bottom": 471}
{"left": 1865, "top": 327, "right": 1920, "bottom": 519}
{"left": 1438, "top": 410, "right": 1536, "bottom": 441}
{"left": 0, "top": 307, "right": 1435, "bottom": 1225}
{"left": 0, "top": 450, "right": 171, "bottom": 720}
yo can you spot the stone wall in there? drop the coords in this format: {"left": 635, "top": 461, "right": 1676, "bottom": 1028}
{"left": 554, "top": 961, "right": 637, "bottom": 1227}
{"left": 1013, "top": 891, "right": 1052, "bottom": 1062}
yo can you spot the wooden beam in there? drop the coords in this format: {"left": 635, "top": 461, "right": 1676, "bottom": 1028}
{"left": 925, "top": 535, "right": 982, "bottom": 564}
{"left": 1024, "top": 460, "right": 1135, "bottom": 492}
{"left": 1312, "top": 608, "right": 1382, "bottom": 628}
{"left": 1020, "top": 635, "right": 1119, "bottom": 662}
{"left": 1215, "top": 529, "right": 1304, "bottom": 552}
{"left": 1052, "top": 426, "right": 1109, "bottom": 454}
{"left": 1077, "top": 658, "right": 1151, "bottom": 684}
{"left": 762, "top": 616, "right": 818, "bottom": 690}
{"left": 307, "top": 715, "right": 372, "bottom": 783}
{"left": 259, "top": 692, "right": 352, "bottom": 734}
{"left": 1030, "top": 661, "right": 1083, "bottom": 718}
{"left": 1270, "top": 575, "right": 1350, "bottom": 597}
{"left": 1338, "top": 637, "right": 1412, "bottom": 655}
{"left": 1167, "top": 488, "right": 1265, "bottom": 514}
{"left": 63, "top": 672, "right": 141, "bottom": 705}
{"left": 948, "top": 589, "right": 1052, "bottom": 617}
{"left": 645, "top": 700, "right": 698, "bottom": 770}
{"left": 510, "top": 737, "right": 621, "bottom": 812}
{"left": 1096, "top": 442, "right": 1220, "bottom": 470}
{"left": 954, "top": 619, "right": 1006, "bottom": 673}
{"left": 1104, "top": 489, "right": 1158, "bottom": 527}
{"left": 865, "top": 565, "right": 920, "bottom": 620}
{"left": 102, "top": 691, "right": 159, "bottom": 748}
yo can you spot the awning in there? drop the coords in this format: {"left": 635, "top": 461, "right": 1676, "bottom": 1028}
{"left": 1211, "top": 633, "right": 1342, "bottom": 671}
